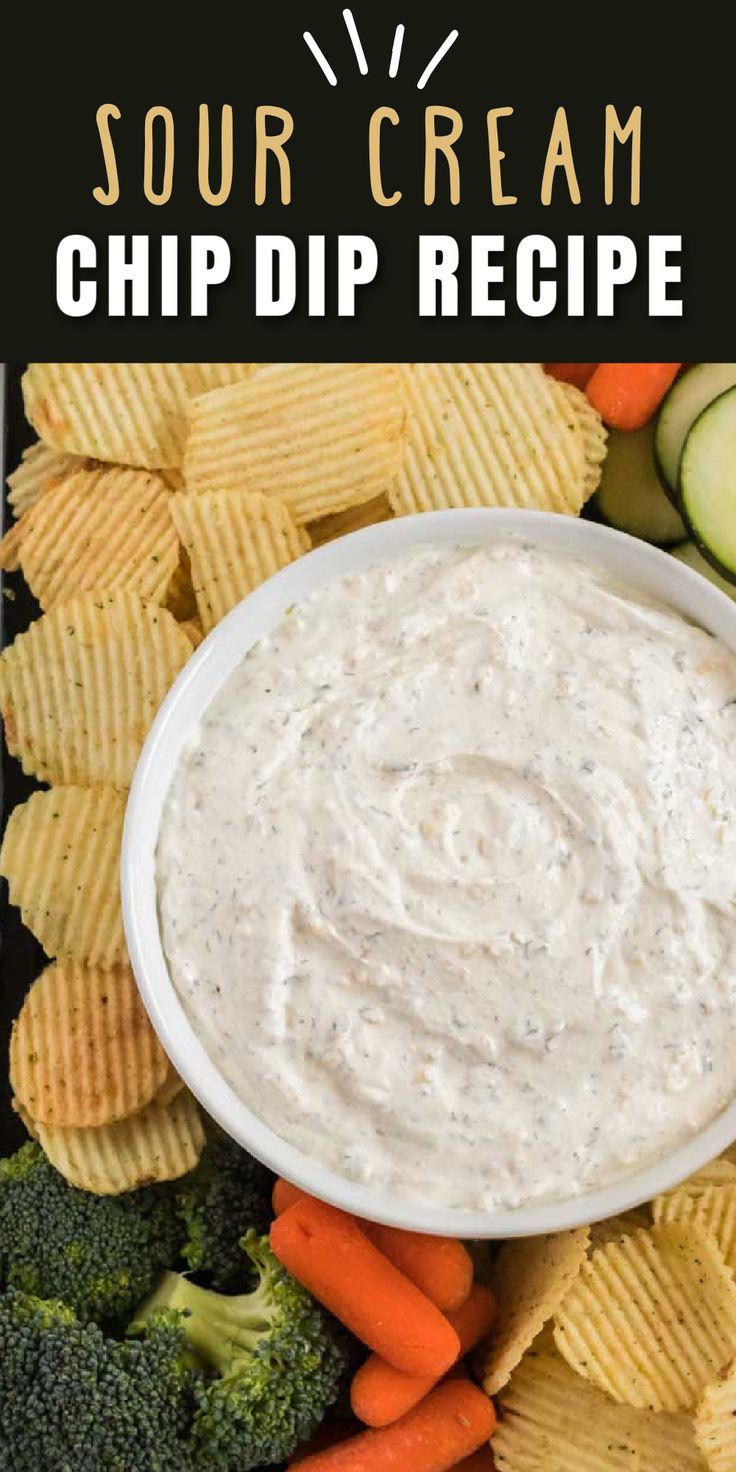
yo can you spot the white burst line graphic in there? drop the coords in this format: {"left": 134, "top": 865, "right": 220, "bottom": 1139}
{"left": 343, "top": 8, "right": 369, "bottom": 73}
{"left": 303, "top": 30, "right": 338, "bottom": 86}
{"left": 389, "top": 23, "right": 405, "bottom": 78}
{"left": 416, "top": 28, "right": 459, "bottom": 89}
{"left": 303, "top": 16, "right": 459, "bottom": 87}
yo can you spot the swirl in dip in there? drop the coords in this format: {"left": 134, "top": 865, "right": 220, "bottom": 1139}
{"left": 156, "top": 541, "right": 736, "bottom": 1210}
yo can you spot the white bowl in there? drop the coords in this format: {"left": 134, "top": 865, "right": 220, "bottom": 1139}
{"left": 122, "top": 508, "right": 736, "bottom": 1238}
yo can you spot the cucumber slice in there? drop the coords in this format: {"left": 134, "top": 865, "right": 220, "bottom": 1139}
{"left": 594, "top": 423, "right": 686, "bottom": 546}
{"left": 680, "top": 385, "right": 736, "bottom": 583}
{"left": 671, "top": 541, "right": 736, "bottom": 601}
{"left": 655, "top": 363, "right": 736, "bottom": 499}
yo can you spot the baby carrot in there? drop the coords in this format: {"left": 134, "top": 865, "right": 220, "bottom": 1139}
{"left": 585, "top": 362, "right": 681, "bottom": 430}
{"left": 351, "top": 1353, "right": 435, "bottom": 1427}
{"left": 270, "top": 1196, "right": 460, "bottom": 1378}
{"left": 545, "top": 363, "right": 597, "bottom": 389}
{"left": 272, "top": 1180, "right": 473, "bottom": 1312}
{"left": 367, "top": 1226, "right": 473, "bottom": 1313}
{"left": 273, "top": 1178, "right": 303, "bottom": 1216}
{"left": 449, "top": 1283, "right": 497, "bottom": 1351}
{"left": 293, "top": 1379, "right": 496, "bottom": 1471}
{"left": 351, "top": 1284, "right": 496, "bottom": 1427}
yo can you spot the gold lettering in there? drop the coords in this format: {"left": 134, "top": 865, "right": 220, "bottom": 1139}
{"left": 541, "top": 107, "right": 581, "bottom": 205}
{"left": 369, "top": 107, "right": 401, "bottom": 206}
{"left": 424, "top": 107, "right": 463, "bottom": 205}
{"left": 487, "top": 107, "right": 517, "bottom": 205}
{"left": 199, "top": 104, "right": 234, "bottom": 206}
{"left": 604, "top": 105, "right": 642, "bottom": 205}
{"left": 255, "top": 107, "right": 294, "bottom": 205}
{"left": 143, "top": 106, "right": 174, "bottom": 205}
{"left": 93, "top": 104, "right": 121, "bottom": 205}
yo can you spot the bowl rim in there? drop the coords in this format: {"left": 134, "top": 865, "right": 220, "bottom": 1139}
{"left": 122, "top": 507, "right": 736, "bottom": 1237}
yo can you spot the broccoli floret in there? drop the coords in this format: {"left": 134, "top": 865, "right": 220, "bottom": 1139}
{"left": 177, "top": 1130, "right": 273, "bottom": 1290}
{"left": 0, "top": 1141, "right": 182, "bottom": 1325}
{"left": 0, "top": 1288, "right": 198, "bottom": 1471}
{"left": 133, "top": 1230, "right": 351, "bottom": 1470}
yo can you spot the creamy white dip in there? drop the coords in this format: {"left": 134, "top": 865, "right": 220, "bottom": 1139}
{"left": 157, "top": 541, "right": 736, "bottom": 1210}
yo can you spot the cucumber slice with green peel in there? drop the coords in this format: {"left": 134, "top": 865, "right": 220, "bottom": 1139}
{"left": 655, "top": 363, "right": 736, "bottom": 500}
{"left": 680, "top": 386, "right": 736, "bottom": 583}
{"left": 593, "top": 423, "right": 687, "bottom": 546}
{"left": 670, "top": 541, "right": 736, "bottom": 602}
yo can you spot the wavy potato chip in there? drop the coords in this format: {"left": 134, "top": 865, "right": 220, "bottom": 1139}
{"left": 18, "top": 465, "right": 180, "bottom": 611}
{"left": 388, "top": 363, "right": 586, "bottom": 518}
{"left": 23, "top": 363, "right": 252, "bottom": 469}
{"left": 654, "top": 1185, "right": 736, "bottom": 1272}
{"left": 183, "top": 362, "right": 407, "bottom": 522}
{"left": 36, "top": 1090, "right": 204, "bottom": 1194}
{"left": 7, "top": 439, "right": 87, "bottom": 517}
{"left": 0, "top": 591, "right": 191, "bottom": 786}
{"left": 0, "top": 785, "right": 126, "bottom": 968}
{"left": 170, "top": 489, "right": 310, "bottom": 633}
{"left": 554, "top": 1224, "right": 736, "bottom": 1412}
{"left": 10, "top": 961, "right": 169, "bottom": 1128}
{"left": 481, "top": 1227, "right": 590, "bottom": 1395}
{"left": 653, "top": 1160, "right": 736, "bottom": 1217}
{"left": 494, "top": 1342, "right": 706, "bottom": 1472}
{"left": 153, "top": 1065, "right": 185, "bottom": 1109}
{"left": 308, "top": 491, "right": 393, "bottom": 547}
{"left": 180, "top": 617, "right": 205, "bottom": 649}
{"left": 551, "top": 380, "right": 608, "bottom": 499}
{"left": 695, "top": 1356, "right": 736, "bottom": 1471}
{"left": 588, "top": 1205, "right": 652, "bottom": 1252}
{"left": 0, "top": 518, "right": 25, "bottom": 572}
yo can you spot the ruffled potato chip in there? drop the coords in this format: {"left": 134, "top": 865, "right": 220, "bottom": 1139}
{"left": 0, "top": 785, "right": 126, "bottom": 968}
{"left": 0, "top": 518, "right": 25, "bottom": 573}
{"left": 554, "top": 1224, "right": 736, "bottom": 1412}
{"left": 179, "top": 617, "right": 205, "bottom": 649}
{"left": 36, "top": 1091, "right": 204, "bottom": 1194}
{"left": 7, "top": 439, "right": 86, "bottom": 517}
{"left": 695, "top": 1355, "right": 736, "bottom": 1471}
{"left": 481, "top": 1228, "right": 590, "bottom": 1395}
{"left": 588, "top": 1205, "right": 652, "bottom": 1252}
{"left": 153, "top": 1065, "right": 185, "bottom": 1109}
{"left": 17, "top": 465, "right": 179, "bottom": 610}
{"left": 388, "top": 363, "right": 586, "bottom": 518}
{"left": 494, "top": 1340, "right": 705, "bottom": 1471}
{"left": 550, "top": 379, "right": 608, "bottom": 498}
{"left": 23, "top": 363, "right": 252, "bottom": 469}
{"left": 653, "top": 1160, "right": 736, "bottom": 1217}
{"left": 170, "top": 489, "right": 310, "bottom": 633}
{"left": 654, "top": 1185, "right": 736, "bottom": 1273}
{"left": 0, "top": 592, "right": 191, "bottom": 786}
{"left": 10, "top": 961, "right": 169, "bottom": 1128}
{"left": 183, "top": 362, "right": 407, "bottom": 522}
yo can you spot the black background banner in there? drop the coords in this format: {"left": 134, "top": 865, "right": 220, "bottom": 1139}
{"left": 1, "top": 2, "right": 734, "bottom": 359}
